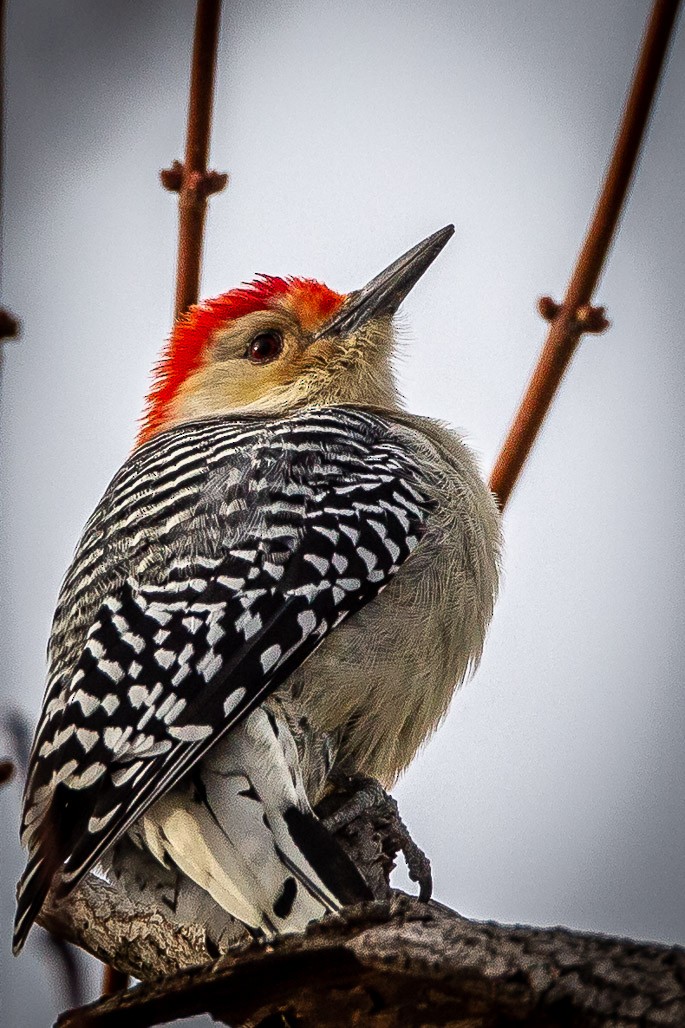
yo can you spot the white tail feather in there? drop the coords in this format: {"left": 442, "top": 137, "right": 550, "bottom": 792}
{"left": 134, "top": 707, "right": 338, "bottom": 935}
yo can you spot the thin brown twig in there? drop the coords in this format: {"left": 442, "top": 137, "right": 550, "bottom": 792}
{"left": 101, "top": 965, "right": 132, "bottom": 996}
{"left": 161, "top": 0, "right": 227, "bottom": 322}
{"left": 0, "top": 758, "right": 15, "bottom": 785}
{"left": 489, "top": 0, "right": 681, "bottom": 511}
{"left": 0, "top": 0, "right": 18, "bottom": 342}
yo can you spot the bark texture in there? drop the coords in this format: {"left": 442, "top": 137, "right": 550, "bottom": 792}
{"left": 56, "top": 895, "right": 685, "bottom": 1028}
{"left": 39, "top": 875, "right": 213, "bottom": 978}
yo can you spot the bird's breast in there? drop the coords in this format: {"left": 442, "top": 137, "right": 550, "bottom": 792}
{"left": 286, "top": 414, "right": 501, "bottom": 790}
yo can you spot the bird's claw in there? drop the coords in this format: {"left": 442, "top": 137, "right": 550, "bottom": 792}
{"left": 321, "top": 773, "right": 433, "bottom": 902}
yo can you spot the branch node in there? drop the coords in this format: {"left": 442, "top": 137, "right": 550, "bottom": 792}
{"left": 197, "top": 168, "right": 229, "bottom": 197}
{"left": 160, "top": 160, "right": 184, "bottom": 192}
{"left": 160, "top": 161, "right": 228, "bottom": 199}
{"left": 538, "top": 297, "right": 610, "bottom": 334}
{"left": 0, "top": 759, "right": 15, "bottom": 785}
{"left": 537, "top": 295, "right": 562, "bottom": 321}
{"left": 575, "top": 303, "right": 611, "bottom": 333}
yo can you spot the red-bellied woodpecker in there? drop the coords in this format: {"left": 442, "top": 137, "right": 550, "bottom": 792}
{"left": 13, "top": 225, "right": 500, "bottom": 953}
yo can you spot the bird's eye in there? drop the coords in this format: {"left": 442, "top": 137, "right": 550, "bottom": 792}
{"left": 246, "top": 331, "right": 283, "bottom": 363}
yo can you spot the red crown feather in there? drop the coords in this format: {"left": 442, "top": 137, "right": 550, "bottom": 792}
{"left": 137, "top": 275, "right": 344, "bottom": 446}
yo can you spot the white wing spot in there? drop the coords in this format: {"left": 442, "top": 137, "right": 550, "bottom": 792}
{"left": 172, "top": 664, "right": 191, "bottom": 687}
{"left": 88, "top": 806, "right": 120, "bottom": 833}
{"left": 313, "top": 524, "right": 339, "bottom": 543}
{"left": 167, "top": 723, "right": 213, "bottom": 742}
{"left": 128, "top": 685, "right": 151, "bottom": 709}
{"left": 260, "top": 644, "right": 282, "bottom": 673}
{"left": 98, "top": 659, "right": 125, "bottom": 684}
{"left": 73, "top": 690, "right": 99, "bottom": 717}
{"left": 146, "top": 604, "right": 172, "bottom": 626}
{"left": 164, "top": 697, "right": 187, "bottom": 724}
{"left": 76, "top": 728, "right": 99, "bottom": 753}
{"left": 340, "top": 524, "right": 360, "bottom": 544}
{"left": 111, "top": 761, "right": 143, "bottom": 787}
{"left": 183, "top": 615, "right": 203, "bottom": 634}
{"left": 236, "top": 609, "right": 262, "bottom": 640}
{"left": 331, "top": 553, "right": 348, "bottom": 574}
{"left": 297, "top": 610, "right": 317, "bottom": 636}
{"left": 206, "top": 620, "right": 225, "bottom": 647}
{"left": 224, "top": 687, "right": 246, "bottom": 716}
{"left": 357, "top": 546, "right": 377, "bottom": 572}
{"left": 338, "top": 578, "right": 361, "bottom": 592}
{"left": 368, "top": 519, "right": 387, "bottom": 541}
{"left": 155, "top": 694, "right": 176, "bottom": 721}
{"left": 217, "top": 575, "right": 246, "bottom": 591}
{"left": 155, "top": 649, "right": 176, "bottom": 671}
{"left": 196, "top": 651, "right": 222, "bottom": 681}
{"left": 304, "top": 554, "right": 329, "bottom": 576}
{"left": 104, "top": 726, "right": 128, "bottom": 751}
{"left": 85, "top": 638, "right": 105, "bottom": 660}
{"left": 53, "top": 759, "right": 78, "bottom": 785}
{"left": 385, "top": 539, "right": 401, "bottom": 562}
{"left": 70, "top": 762, "right": 106, "bottom": 789}
{"left": 101, "top": 693, "right": 120, "bottom": 715}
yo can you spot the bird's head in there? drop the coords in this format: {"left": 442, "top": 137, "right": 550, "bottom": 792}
{"left": 138, "top": 225, "right": 454, "bottom": 446}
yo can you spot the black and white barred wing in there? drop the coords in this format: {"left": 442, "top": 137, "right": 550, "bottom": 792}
{"left": 14, "top": 413, "right": 432, "bottom": 951}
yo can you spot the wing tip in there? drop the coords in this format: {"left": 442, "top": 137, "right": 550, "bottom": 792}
{"left": 13, "top": 854, "right": 52, "bottom": 955}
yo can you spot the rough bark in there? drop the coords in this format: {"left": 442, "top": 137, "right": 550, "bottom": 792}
{"left": 38, "top": 875, "right": 213, "bottom": 978}
{"left": 56, "top": 895, "right": 685, "bottom": 1028}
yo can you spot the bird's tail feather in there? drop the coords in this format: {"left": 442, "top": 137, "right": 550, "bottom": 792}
{"left": 136, "top": 706, "right": 371, "bottom": 936}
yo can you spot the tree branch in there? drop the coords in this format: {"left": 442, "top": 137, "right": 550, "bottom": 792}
{"left": 38, "top": 875, "right": 213, "bottom": 979}
{"left": 0, "top": 0, "right": 19, "bottom": 344}
{"left": 56, "top": 896, "right": 685, "bottom": 1028}
{"left": 489, "top": 0, "right": 682, "bottom": 510}
{"left": 160, "top": 0, "right": 227, "bottom": 322}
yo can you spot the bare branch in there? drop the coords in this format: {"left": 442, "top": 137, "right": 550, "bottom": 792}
{"left": 101, "top": 965, "right": 130, "bottom": 997}
{"left": 57, "top": 896, "right": 685, "bottom": 1028}
{"left": 0, "top": 307, "right": 18, "bottom": 339}
{"left": 489, "top": 0, "right": 682, "bottom": 510}
{"left": 161, "top": 0, "right": 227, "bottom": 322}
{"left": 0, "top": 0, "right": 19, "bottom": 343}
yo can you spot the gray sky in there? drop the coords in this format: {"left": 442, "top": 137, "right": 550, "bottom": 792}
{"left": 1, "top": 1, "right": 684, "bottom": 1023}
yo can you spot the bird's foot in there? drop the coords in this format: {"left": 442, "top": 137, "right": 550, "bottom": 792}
{"left": 319, "top": 773, "right": 432, "bottom": 902}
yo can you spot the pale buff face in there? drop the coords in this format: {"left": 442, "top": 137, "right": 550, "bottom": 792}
{"left": 166, "top": 303, "right": 401, "bottom": 428}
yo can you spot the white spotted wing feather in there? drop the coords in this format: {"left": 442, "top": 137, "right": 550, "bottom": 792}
{"left": 14, "top": 408, "right": 431, "bottom": 951}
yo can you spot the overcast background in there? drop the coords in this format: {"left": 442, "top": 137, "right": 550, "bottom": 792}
{"left": 1, "top": 1, "right": 684, "bottom": 1024}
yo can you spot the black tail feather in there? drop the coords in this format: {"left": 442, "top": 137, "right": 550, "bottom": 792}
{"left": 283, "top": 805, "right": 373, "bottom": 906}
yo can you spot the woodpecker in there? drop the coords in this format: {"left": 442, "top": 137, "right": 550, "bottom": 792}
{"left": 14, "top": 225, "right": 500, "bottom": 953}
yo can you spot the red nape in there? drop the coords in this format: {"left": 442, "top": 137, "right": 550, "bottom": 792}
{"left": 137, "top": 275, "right": 344, "bottom": 447}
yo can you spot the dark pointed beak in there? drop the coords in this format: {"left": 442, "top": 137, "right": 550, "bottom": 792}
{"left": 313, "top": 224, "right": 455, "bottom": 340}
